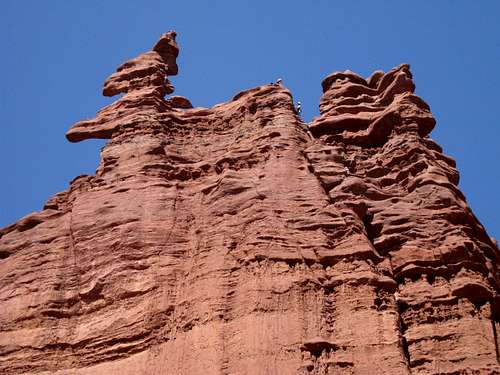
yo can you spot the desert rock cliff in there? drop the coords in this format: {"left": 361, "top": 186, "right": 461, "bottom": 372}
{"left": 1, "top": 32, "right": 499, "bottom": 374}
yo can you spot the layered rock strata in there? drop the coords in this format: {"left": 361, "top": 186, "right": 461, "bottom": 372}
{"left": 306, "top": 65, "right": 500, "bottom": 374}
{"left": 0, "top": 32, "right": 499, "bottom": 375}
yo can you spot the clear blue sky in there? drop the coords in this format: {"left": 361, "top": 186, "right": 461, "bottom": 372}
{"left": 1, "top": 1, "right": 499, "bottom": 240}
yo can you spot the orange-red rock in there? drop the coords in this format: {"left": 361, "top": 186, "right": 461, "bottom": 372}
{"left": 1, "top": 32, "right": 499, "bottom": 374}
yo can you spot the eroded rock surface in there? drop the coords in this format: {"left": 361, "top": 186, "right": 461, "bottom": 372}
{"left": 1, "top": 32, "right": 499, "bottom": 375}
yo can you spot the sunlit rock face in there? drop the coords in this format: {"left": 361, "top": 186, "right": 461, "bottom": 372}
{"left": 1, "top": 32, "right": 499, "bottom": 375}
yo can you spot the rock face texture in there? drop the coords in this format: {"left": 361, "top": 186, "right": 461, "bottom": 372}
{"left": 1, "top": 32, "right": 499, "bottom": 375}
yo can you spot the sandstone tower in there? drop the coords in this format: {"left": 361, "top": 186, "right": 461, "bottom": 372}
{"left": 1, "top": 32, "right": 499, "bottom": 374}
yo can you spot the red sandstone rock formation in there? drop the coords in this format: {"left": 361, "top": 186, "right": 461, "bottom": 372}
{"left": 1, "top": 32, "right": 499, "bottom": 374}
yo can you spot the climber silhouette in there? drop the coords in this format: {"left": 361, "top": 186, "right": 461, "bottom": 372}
{"left": 296, "top": 101, "right": 302, "bottom": 115}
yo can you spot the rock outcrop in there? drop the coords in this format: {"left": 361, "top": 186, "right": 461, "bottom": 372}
{"left": 66, "top": 31, "right": 178, "bottom": 143}
{"left": 1, "top": 32, "right": 499, "bottom": 375}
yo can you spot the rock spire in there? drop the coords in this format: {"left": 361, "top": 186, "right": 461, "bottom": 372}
{"left": 66, "top": 31, "right": 180, "bottom": 142}
{"left": 1, "top": 31, "right": 499, "bottom": 375}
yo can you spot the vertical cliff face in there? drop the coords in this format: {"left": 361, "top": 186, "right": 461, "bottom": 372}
{"left": 1, "top": 32, "right": 499, "bottom": 375}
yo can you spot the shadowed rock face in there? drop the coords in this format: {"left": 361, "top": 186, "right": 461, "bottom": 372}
{"left": 1, "top": 32, "right": 499, "bottom": 375}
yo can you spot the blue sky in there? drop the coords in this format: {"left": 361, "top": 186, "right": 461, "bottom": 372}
{"left": 1, "top": 1, "right": 499, "bottom": 240}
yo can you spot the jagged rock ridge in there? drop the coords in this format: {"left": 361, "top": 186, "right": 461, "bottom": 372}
{"left": 1, "top": 32, "right": 499, "bottom": 374}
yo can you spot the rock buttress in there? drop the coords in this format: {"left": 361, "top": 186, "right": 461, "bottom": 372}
{"left": 306, "top": 64, "right": 500, "bottom": 374}
{"left": 0, "top": 33, "right": 499, "bottom": 375}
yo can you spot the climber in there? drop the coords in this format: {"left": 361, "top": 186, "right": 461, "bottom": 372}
{"left": 348, "top": 158, "right": 357, "bottom": 172}
{"left": 276, "top": 78, "right": 283, "bottom": 85}
{"left": 344, "top": 166, "right": 350, "bottom": 174}
{"left": 296, "top": 101, "right": 302, "bottom": 115}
